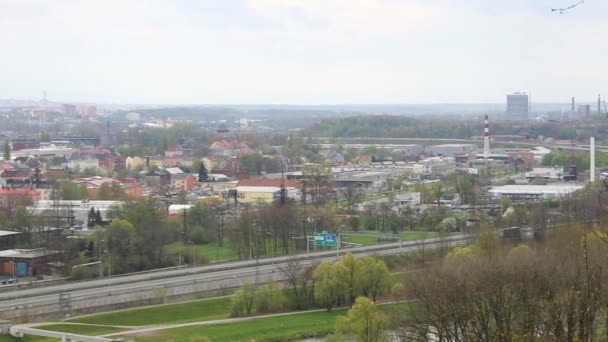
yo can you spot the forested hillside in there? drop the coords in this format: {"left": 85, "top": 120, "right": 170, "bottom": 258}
{"left": 306, "top": 115, "right": 604, "bottom": 141}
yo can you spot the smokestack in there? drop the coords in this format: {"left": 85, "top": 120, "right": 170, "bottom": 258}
{"left": 484, "top": 115, "right": 490, "bottom": 160}
{"left": 590, "top": 136, "right": 596, "bottom": 182}
{"left": 572, "top": 97, "right": 576, "bottom": 113}
{"left": 599, "top": 94, "right": 602, "bottom": 114}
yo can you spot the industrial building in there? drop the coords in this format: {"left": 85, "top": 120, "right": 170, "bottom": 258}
{"left": 234, "top": 186, "right": 300, "bottom": 204}
{"left": 27, "top": 200, "right": 125, "bottom": 226}
{"left": 488, "top": 184, "right": 584, "bottom": 200}
{"left": 426, "top": 144, "right": 474, "bottom": 156}
{"left": 0, "top": 248, "right": 61, "bottom": 278}
{"left": 506, "top": 92, "right": 529, "bottom": 120}
{"left": 525, "top": 167, "right": 564, "bottom": 181}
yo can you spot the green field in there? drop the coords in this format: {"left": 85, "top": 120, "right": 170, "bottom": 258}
{"left": 401, "top": 231, "right": 438, "bottom": 240}
{"left": 70, "top": 297, "right": 231, "bottom": 326}
{"left": 167, "top": 242, "right": 238, "bottom": 263}
{"left": 342, "top": 231, "right": 438, "bottom": 246}
{"left": 0, "top": 336, "right": 53, "bottom": 342}
{"left": 36, "top": 324, "right": 125, "bottom": 336}
{"left": 129, "top": 309, "right": 348, "bottom": 342}
{"left": 0, "top": 324, "right": 124, "bottom": 342}
{"left": 30, "top": 302, "right": 409, "bottom": 342}
{"left": 341, "top": 235, "right": 378, "bottom": 245}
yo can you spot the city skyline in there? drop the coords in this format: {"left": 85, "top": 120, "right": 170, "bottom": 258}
{"left": 1, "top": 0, "right": 607, "bottom": 105}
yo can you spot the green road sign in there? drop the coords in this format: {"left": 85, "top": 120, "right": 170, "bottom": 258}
{"left": 313, "top": 232, "right": 337, "bottom": 247}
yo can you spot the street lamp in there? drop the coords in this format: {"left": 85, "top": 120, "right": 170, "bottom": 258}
{"left": 103, "top": 248, "right": 112, "bottom": 287}
{"left": 186, "top": 240, "right": 196, "bottom": 266}
{"left": 98, "top": 239, "right": 105, "bottom": 278}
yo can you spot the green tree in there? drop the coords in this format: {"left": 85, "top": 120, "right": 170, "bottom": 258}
{"left": 255, "top": 280, "right": 286, "bottom": 313}
{"left": 198, "top": 162, "right": 208, "bottom": 182}
{"left": 239, "top": 153, "right": 263, "bottom": 174}
{"left": 3, "top": 141, "right": 10, "bottom": 161}
{"left": 339, "top": 253, "right": 362, "bottom": 306}
{"left": 430, "top": 181, "right": 445, "bottom": 206}
{"left": 105, "top": 219, "right": 136, "bottom": 273}
{"left": 95, "top": 209, "right": 103, "bottom": 225}
{"left": 336, "top": 296, "right": 387, "bottom": 342}
{"left": 87, "top": 207, "right": 97, "bottom": 228}
{"left": 40, "top": 132, "right": 51, "bottom": 142}
{"left": 230, "top": 283, "right": 257, "bottom": 317}
{"left": 356, "top": 257, "right": 393, "bottom": 301}
{"left": 314, "top": 261, "right": 349, "bottom": 311}
{"left": 59, "top": 181, "right": 88, "bottom": 200}
{"left": 455, "top": 174, "right": 475, "bottom": 205}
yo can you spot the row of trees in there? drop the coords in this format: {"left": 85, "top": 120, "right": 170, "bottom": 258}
{"left": 306, "top": 114, "right": 602, "bottom": 141}
{"left": 230, "top": 253, "right": 395, "bottom": 319}
{"left": 394, "top": 226, "right": 608, "bottom": 341}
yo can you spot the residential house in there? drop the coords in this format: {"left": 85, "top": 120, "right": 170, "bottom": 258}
{"left": 0, "top": 188, "right": 40, "bottom": 207}
{"left": 144, "top": 169, "right": 171, "bottom": 188}
{"left": 125, "top": 156, "right": 146, "bottom": 170}
{"left": 73, "top": 176, "right": 142, "bottom": 200}
{"left": 209, "top": 139, "right": 256, "bottom": 158}
{"left": 171, "top": 173, "right": 195, "bottom": 191}
{"left": 165, "top": 145, "right": 184, "bottom": 158}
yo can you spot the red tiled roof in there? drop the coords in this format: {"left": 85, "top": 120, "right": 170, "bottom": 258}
{"left": 0, "top": 188, "right": 40, "bottom": 196}
{"left": 167, "top": 145, "right": 183, "bottom": 151}
{"left": 210, "top": 139, "right": 253, "bottom": 151}
{"left": 73, "top": 177, "right": 120, "bottom": 188}
{"left": 237, "top": 179, "right": 301, "bottom": 188}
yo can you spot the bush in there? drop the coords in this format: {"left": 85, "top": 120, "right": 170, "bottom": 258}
{"left": 255, "top": 280, "right": 287, "bottom": 314}
{"left": 188, "top": 227, "right": 208, "bottom": 244}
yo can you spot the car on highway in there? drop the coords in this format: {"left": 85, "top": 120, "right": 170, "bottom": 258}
{"left": 1, "top": 278, "right": 18, "bottom": 285}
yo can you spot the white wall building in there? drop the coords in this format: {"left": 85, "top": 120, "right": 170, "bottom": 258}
{"left": 489, "top": 184, "right": 583, "bottom": 200}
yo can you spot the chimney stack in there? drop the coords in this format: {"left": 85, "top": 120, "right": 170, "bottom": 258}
{"left": 590, "top": 136, "right": 596, "bottom": 182}
{"left": 572, "top": 97, "right": 576, "bottom": 113}
{"left": 484, "top": 115, "right": 490, "bottom": 160}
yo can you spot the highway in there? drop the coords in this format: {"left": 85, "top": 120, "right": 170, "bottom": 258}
{"left": 0, "top": 234, "right": 469, "bottom": 312}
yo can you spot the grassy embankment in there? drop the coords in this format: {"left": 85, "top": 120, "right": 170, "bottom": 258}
{"left": 342, "top": 230, "right": 438, "bottom": 245}
{"left": 70, "top": 297, "right": 232, "bottom": 326}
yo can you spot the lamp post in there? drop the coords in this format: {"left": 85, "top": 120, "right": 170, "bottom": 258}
{"left": 178, "top": 233, "right": 182, "bottom": 267}
{"left": 9, "top": 259, "right": 16, "bottom": 299}
{"left": 249, "top": 223, "right": 255, "bottom": 260}
{"left": 103, "top": 248, "right": 112, "bottom": 287}
{"left": 98, "top": 239, "right": 104, "bottom": 278}
{"left": 186, "top": 240, "right": 196, "bottom": 266}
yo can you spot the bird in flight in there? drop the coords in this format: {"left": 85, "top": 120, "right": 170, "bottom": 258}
{"left": 551, "top": 0, "right": 584, "bottom": 14}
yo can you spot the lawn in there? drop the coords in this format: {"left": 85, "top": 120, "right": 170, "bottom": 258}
{"left": 0, "top": 337, "right": 54, "bottom": 342}
{"left": 70, "top": 297, "right": 231, "bottom": 326}
{"left": 0, "top": 324, "right": 124, "bottom": 342}
{"left": 341, "top": 235, "right": 378, "bottom": 245}
{"left": 166, "top": 242, "right": 238, "bottom": 263}
{"left": 341, "top": 231, "right": 438, "bottom": 246}
{"left": 35, "top": 324, "right": 125, "bottom": 336}
{"left": 129, "top": 309, "right": 348, "bottom": 342}
{"left": 401, "top": 230, "right": 438, "bottom": 240}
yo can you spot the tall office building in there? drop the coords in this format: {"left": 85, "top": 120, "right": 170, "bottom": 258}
{"left": 506, "top": 92, "right": 529, "bottom": 120}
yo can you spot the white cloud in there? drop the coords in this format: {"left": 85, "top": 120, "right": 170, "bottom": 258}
{"left": 247, "top": 0, "right": 443, "bottom": 35}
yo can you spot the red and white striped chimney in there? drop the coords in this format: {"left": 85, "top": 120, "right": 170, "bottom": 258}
{"left": 483, "top": 115, "right": 490, "bottom": 160}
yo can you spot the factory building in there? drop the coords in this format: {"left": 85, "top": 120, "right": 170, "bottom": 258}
{"left": 488, "top": 184, "right": 584, "bottom": 200}
{"left": 426, "top": 144, "right": 474, "bottom": 156}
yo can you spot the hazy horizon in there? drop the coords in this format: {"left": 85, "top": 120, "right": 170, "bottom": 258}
{"left": 2, "top": 0, "right": 607, "bottom": 105}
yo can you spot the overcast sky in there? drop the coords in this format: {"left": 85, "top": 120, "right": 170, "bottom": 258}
{"left": 1, "top": 0, "right": 606, "bottom": 105}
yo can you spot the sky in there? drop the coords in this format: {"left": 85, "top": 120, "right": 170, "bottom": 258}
{"left": 0, "top": 0, "right": 606, "bottom": 105}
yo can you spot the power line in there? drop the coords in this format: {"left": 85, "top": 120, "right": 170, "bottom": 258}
{"left": 551, "top": 0, "right": 584, "bottom": 14}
